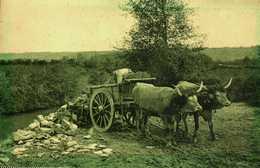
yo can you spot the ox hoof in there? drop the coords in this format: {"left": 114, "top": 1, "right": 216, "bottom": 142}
{"left": 192, "top": 137, "right": 198, "bottom": 143}
{"left": 166, "top": 141, "right": 177, "bottom": 148}
{"left": 209, "top": 135, "right": 217, "bottom": 141}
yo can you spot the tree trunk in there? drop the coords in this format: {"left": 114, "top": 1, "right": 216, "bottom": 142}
{"left": 161, "top": 0, "right": 168, "bottom": 48}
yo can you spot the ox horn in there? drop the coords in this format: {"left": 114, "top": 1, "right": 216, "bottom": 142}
{"left": 173, "top": 85, "right": 183, "bottom": 96}
{"left": 224, "top": 78, "right": 233, "bottom": 89}
{"left": 196, "top": 81, "right": 204, "bottom": 93}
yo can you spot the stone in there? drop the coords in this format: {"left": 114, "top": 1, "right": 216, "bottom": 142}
{"left": 24, "top": 139, "right": 34, "bottom": 142}
{"left": 83, "top": 135, "right": 91, "bottom": 139}
{"left": 94, "top": 150, "right": 108, "bottom": 157}
{"left": 24, "top": 142, "right": 32, "bottom": 147}
{"left": 39, "top": 127, "right": 53, "bottom": 134}
{"left": 61, "top": 151, "right": 70, "bottom": 155}
{"left": 72, "top": 113, "right": 78, "bottom": 122}
{"left": 46, "top": 113, "right": 57, "bottom": 121}
{"left": 17, "top": 141, "right": 24, "bottom": 145}
{"left": 77, "top": 149, "right": 90, "bottom": 153}
{"left": 55, "top": 124, "right": 62, "bottom": 128}
{"left": 62, "top": 119, "right": 78, "bottom": 131}
{"left": 17, "top": 154, "right": 29, "bottom": 159}
{"left": 66, "top": 147, "right": 76, "bottom": 152}
{"left": 97, "top": 144, "right": 106, "bottom": 149}
{"left": 86, "top": 143, "right": 97, "bottom": 150}
{"left": 35, "top": 142, "right": 45, "bottom": 147}
{"left": 69, "top": 123, "right": 78, "bottom": 131}
{"left": 40, "top": 119, "right": 54, "bottom": 128}
{"left": 60, "top": 104, "right": 68, "bottom": 112}
{"left": 13, "top": 130, "right": 36, "bottom": 142}
{"left": 48, "top": 145, "right": 59, "bottom": 150}
{"left": 28, "top": 120, "right": 40, "bottom": 130}
{"left": 88, "top": 128, "right": 94, "bottom": 135}
{"left": 12, "top": 147, "right": 27, "bottom": 155}
{"left": 37, "top": 115, "right": 45, "bottom": 121}
{"left": 102, "top": 148, "right": 113, "bottom": 155}
{"left": 35, "top": 133, "right": 50, "bottom": 140}
{"left": 56, "top": 134, "right": 68, "bottom": 139}
{"left": 145, "top": 146, "right": 155, "bottom": 149}
{"left": 49, "top": 137, "right": 61, "bottom": 144}
{"left": 66, "top": 140, "right": 78, "bottom": 147}
{"left": 43, "top": 139, "right": 51, "bottom": 146}
{"left": 37, "top": 153, "right": 44, "bottom": 158}
{"left": 74, "top": 145, "right": 81, "bottom": 149}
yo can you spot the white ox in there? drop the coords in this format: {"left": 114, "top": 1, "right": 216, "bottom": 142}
{"left": 132, "top": 82, "right": 203, "bottom": 145}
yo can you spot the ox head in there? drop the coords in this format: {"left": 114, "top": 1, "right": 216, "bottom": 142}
{"left": 201, "top": 78, "right": 232, "bottom": 109}
{"left": 173, "top": 83, "right": 203, "bottom": 113}
{"left": 181, "top": 95, "right": 203, "bottom": 113}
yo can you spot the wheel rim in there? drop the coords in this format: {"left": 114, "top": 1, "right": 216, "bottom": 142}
{"left": 90, "top": 91, "right": 114, "bottom": 132}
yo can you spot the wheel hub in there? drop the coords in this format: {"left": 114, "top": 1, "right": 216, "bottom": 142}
{"left": 98, "top": 105, "right": 104, "bottom": 111}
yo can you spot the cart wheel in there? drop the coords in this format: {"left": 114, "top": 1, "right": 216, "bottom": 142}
{"left": 90, "top": 91, "right": 115, "bottom": 132}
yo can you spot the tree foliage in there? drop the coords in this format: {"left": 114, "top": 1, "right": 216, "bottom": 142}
{"left": 123, "top": 0, "right": 207, "bottom": 83}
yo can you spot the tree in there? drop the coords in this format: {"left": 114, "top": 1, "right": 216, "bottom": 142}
{"left": 122, "top": 0, "right": 206, "bottom": 83}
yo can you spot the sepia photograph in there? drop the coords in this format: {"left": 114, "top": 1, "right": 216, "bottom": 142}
{"left": 0, "top": 0, "right": 259, "bottom": 167}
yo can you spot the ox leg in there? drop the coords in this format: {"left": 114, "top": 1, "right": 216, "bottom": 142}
{"left": 143, "top": 115, "right": 152, "bottom": 137}
{"left": 175, "top": 113, "right": 181, "bottom": 136}
{"left": 192, "top": 112, "right": 200, "bottom": 143}
{"left": 183, "top": 113, "right": 189, "bottom": 137}
{"left": 163, "top": 116, "right": 176, "bottom": 146}
{"left": 207, "top": 110, "right": 216, "bottom": 141}
{"left": 136, "top": 108, "right": 142, "bottom": 133}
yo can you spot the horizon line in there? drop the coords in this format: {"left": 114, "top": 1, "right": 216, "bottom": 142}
{"left": 0, "top": 45, "right": 259, "bottom": 55}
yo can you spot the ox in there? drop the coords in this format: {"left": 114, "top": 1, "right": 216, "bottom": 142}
{"left": 178, "top": 78, "right": 232, "bottom": 141}
{"left": 132, "top": 82, "right": 203, "bottom": 145}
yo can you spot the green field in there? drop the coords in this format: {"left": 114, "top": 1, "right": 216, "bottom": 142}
{"left": 0, "top": 46, "right": 258, "bottom": 61}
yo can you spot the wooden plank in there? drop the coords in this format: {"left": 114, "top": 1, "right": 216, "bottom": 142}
{"left": 124, "top": 77, "right": 156, "bottom": 83}
{"left": 88, "top": 83, "right": 118, "bottom": 89}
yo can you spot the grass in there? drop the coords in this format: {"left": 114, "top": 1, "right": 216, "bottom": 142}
{"left": 1, "top": 103, "right": 259, "bottom": 167}
{"left": 251, "top": 107, "right": 260, "bottom": 161}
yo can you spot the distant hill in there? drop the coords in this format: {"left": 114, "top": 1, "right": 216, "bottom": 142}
{"left": 0, "top": 51, "right": 118, "bottom": 60}
{"left": 0, "top": 46, "right": 258, "bottom": 62}
{"left": 202, "top": 46, "right": 258, "bottom": 61}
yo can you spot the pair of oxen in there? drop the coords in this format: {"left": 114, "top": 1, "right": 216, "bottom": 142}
{"left": 132, "top": 79, "right": 232, "bottom": 145}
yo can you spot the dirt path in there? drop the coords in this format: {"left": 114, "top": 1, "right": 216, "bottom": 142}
{"left": 2, "top": 103, "right": 260, "bottom": 167}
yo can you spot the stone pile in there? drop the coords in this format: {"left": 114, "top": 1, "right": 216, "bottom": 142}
{"left": 12, "top": 103, "right": 113, "bottom": 158}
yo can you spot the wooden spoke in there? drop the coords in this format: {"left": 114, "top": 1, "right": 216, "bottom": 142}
{"left": 94, "top": 99, "right": 100, "bottom": 106}
{"left": 103, "top": 104, "right": 111, "bottom": 110}
{"left": 103, "top": 115, "right": 108, "bottom": 127}
{"left": 103, "top": 114, "right": 109, "bottom": 124}
{"left": 96, "top": 94, "right": 102, "bottom": 104}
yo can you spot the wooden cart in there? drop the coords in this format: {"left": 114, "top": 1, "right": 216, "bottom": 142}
{"left": 85, "top": 76, "right": 156, "bottom": 132}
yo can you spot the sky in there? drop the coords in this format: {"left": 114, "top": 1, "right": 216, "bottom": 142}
{"left": 0, "top": 0, "right": 259, "bottom": 53}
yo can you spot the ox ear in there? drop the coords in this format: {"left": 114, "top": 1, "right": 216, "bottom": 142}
{"left": 172, "top": 84, "right": 183, "bottom": 96}
{"left": 224, "top": 78, "right": 233, "bottom": 89}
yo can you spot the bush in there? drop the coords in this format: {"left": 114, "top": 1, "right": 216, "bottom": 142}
{"left": 0, "top": 62, "right": 79, "bottom": 114}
